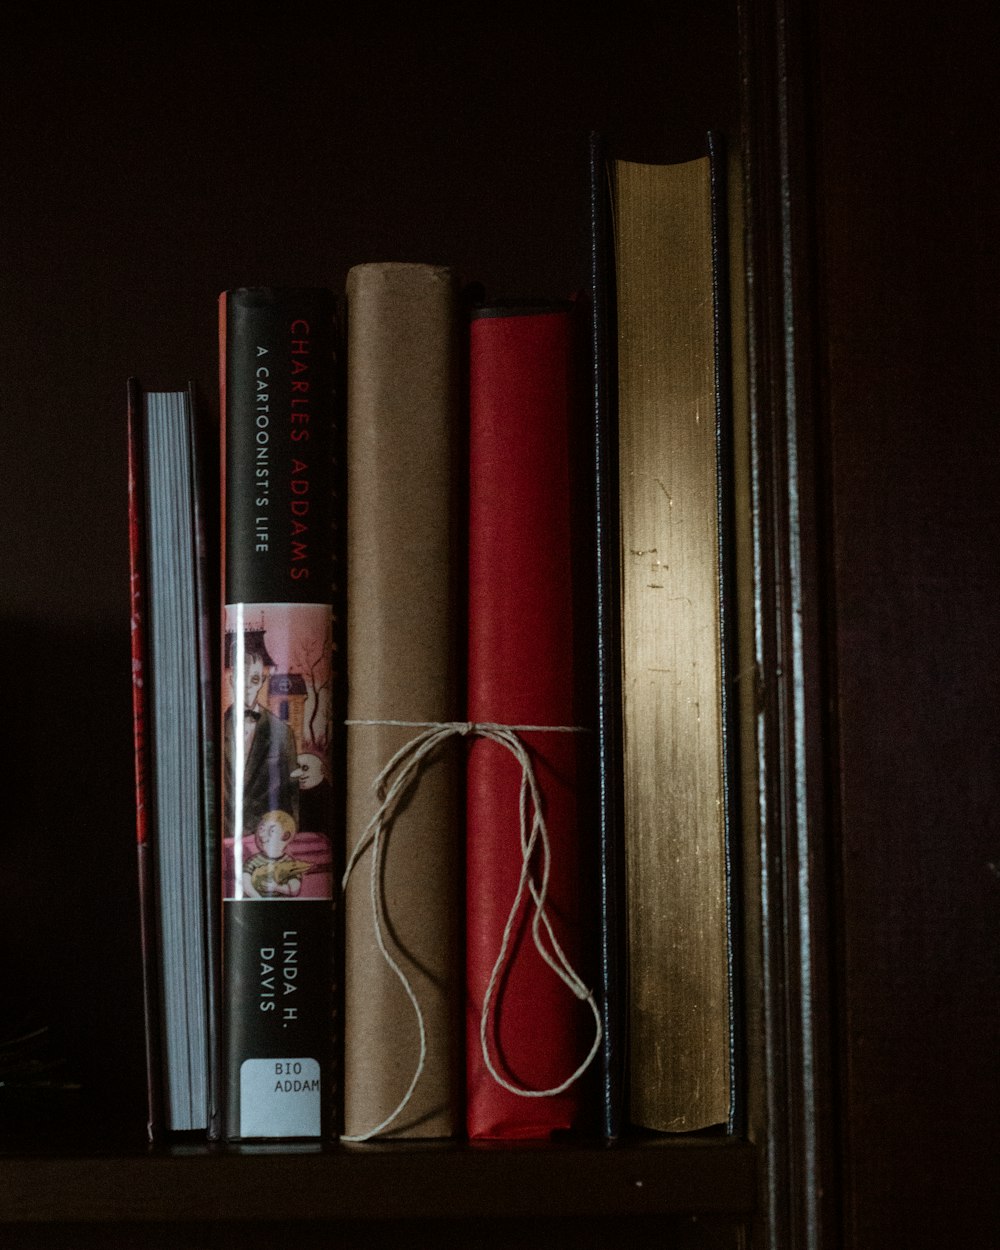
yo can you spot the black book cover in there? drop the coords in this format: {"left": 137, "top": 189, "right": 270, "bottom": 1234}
{"left": 219, "top": 287, "right": 340, "bottom": 1141}
{"left": 588, "top": 132, "right": 627, "bottom": 1142}
{"left": 707, "top": 131, "right": 743, "bottom": 1137}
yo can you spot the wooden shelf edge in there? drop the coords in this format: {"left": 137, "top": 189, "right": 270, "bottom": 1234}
{"left": 0, "top": 1137, "right": 757, "bottom": 1224}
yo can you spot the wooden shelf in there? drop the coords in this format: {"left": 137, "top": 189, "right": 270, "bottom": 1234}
{"left": 0, "top": 1137, "right": 755, "bottom": 1225}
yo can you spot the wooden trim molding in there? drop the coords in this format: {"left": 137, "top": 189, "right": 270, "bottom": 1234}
{"left": 738, "top": 0, "right": 842, "bottom": 1246}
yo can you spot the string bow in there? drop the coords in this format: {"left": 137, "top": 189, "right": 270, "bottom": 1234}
{"left": 341, "top": 719, "right": 602, "bottom": 1142}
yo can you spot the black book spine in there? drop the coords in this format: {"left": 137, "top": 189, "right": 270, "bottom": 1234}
{"left": 219, "top": 287, "right": 339, "bottom": 1141}
{"left": 588, "top": 131, "right": 626, "bottom": 1142}
{"left": 707, "top": 130, "right": 743, "bottom": 1136}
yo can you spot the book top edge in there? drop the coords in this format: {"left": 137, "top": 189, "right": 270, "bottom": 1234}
{"left": 470, "top": 298, "right": 573, "bottom": 320}
{"left": 611, "top": 153, "right": 712, "bottom": 178}
{"left": 219, "top": 286, "right": 336, "bottom": 303}
{"left": 347, "top": 261, "right": 455, "bottom": 277}
{"left": 591, "top": 127, "right": 722, "bottom": 169}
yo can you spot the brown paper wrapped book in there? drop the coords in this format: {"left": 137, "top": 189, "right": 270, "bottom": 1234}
{"left": 342, "top": 262, "right": 463, "bottom": 1140}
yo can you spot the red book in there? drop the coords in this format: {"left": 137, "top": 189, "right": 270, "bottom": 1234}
{"left": 126, "top": 377, "right": 160, "bottom": 1144}
{"left": 466, "top": 300, "right": 598, "bottom": 1139}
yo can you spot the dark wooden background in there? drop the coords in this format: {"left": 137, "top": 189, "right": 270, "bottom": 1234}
{"left": 1, "top": 6, "right": 996, "bottom": 1246}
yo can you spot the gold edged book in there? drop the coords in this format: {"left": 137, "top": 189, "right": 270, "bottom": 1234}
{"left": 609, "top": 140, "right": 736, "bottom": 1133}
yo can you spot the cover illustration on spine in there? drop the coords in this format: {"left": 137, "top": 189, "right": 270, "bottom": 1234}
{"left": 219, "top": 287, "right": 338, "bottom": 1140}
{"left": 223, "top": 606, "right": 334, "bottom": 893}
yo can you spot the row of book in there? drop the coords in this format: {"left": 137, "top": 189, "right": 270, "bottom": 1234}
{"left": 128, "top": 134, "right": 738, "bottom": 1145}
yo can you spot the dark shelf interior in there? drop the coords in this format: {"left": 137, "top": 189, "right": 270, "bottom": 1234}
{"left": 0, "top": 17, "right": 759, "bottom": 1249}
{"left": 0, "top": 20, "right": 741, "bottom": 1161}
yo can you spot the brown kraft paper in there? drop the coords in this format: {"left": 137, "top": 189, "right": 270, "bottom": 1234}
{"left": 343, "top": 262, "right": 462, "bottom": 1139}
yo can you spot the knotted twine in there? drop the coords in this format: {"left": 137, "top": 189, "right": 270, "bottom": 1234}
{"left": 340, "top": 719, "right": 603, "bottom": 1142}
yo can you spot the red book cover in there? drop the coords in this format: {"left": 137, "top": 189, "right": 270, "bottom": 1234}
{"left": 126, "top": 377, "right": 161, "bottom": 1144}
{"left": 466, "top": 300, "right": 598, "bottom": 1139}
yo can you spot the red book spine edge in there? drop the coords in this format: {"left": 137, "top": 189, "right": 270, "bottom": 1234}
{"left": 126, "top": 376, "right": 162, "bottom": 1145}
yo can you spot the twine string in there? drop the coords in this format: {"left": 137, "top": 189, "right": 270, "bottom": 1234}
{"left": 341, "top": 719, "right": 602, "bottom": 1142}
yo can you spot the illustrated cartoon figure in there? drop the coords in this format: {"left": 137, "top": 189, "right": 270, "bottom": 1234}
{"left": 242, "top": 810, "right": 313, "bottom": 899}
{"left": 294, "top": 744, "right": 334, "bottom": 834}
{"left": 223, "top": 629, "right": 300, "bottom": 838}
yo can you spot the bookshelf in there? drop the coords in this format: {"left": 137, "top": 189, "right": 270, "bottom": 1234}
{"left": 4, "top": 14, "right": 763, "bottom": 1249}
{"left": 4, "top": 4, "right": 993, "bottom": 1248}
